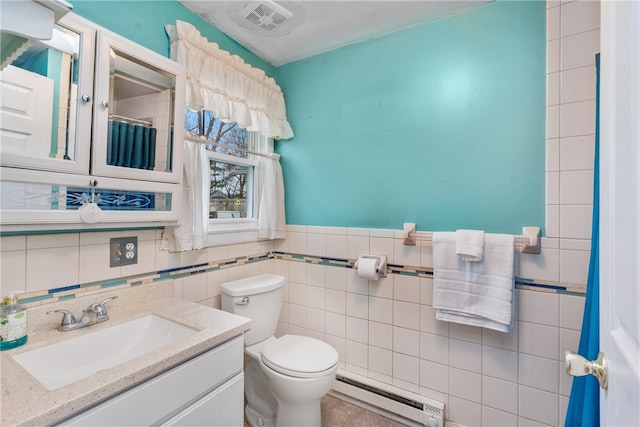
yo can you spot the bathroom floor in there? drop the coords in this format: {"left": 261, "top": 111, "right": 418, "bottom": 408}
{"left": 320, "top": 394, "right": 411, "bottom": 426}
{"left": 243, "top": 394, "right": 410, "bottom": 427}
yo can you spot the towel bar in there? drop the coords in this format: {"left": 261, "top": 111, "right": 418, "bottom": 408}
{"left": 402, "top": 224, "right": 541, "bottom": 254}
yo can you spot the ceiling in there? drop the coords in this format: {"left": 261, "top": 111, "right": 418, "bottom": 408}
{"left": 178, "top": 0, "right": 492, "bottom": 67}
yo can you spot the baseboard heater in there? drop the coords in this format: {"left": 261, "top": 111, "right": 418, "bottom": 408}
{"left": 333, "top": 374, "right": 445, "bottom": 427}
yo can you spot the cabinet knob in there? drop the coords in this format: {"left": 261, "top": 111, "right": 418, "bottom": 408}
{"left": 101, "top": 100, "right": 109, "bottom": 108}
{"left": 81, "top": 94, "right": 92, "bottom": 103}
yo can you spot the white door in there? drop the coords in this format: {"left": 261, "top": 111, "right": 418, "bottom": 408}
{"left": 0, "top": 65, "right": 54, "bottom": 158}
{"left": 599, "top": 1, "right": 640, "bottom": 425}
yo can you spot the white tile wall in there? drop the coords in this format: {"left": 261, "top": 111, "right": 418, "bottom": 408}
{"left": 482, "top": 406, "right": 518, "bottom": 427}
{"left": 0, "top": 2, "right": 597, "bottom": 426}
{"left": 482, "top": 346, "right": 518, "bottom": 382}
{"left": 449, "top": 396, "right": 482, "bottom": 426}
{"left": 547, "top": 0, "right": 600, "bottom": 290}
{"left": 273, "top": 223, "right": 586, "bottom": 427}
{"left": 483, "top": 376, "right": 518, "bottom": 415}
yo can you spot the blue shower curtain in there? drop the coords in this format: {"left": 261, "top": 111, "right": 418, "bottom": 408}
{"left": 107, "top": 120, "right": 157, "bottom": 170}
{"left": 564, "top": 53, "right": 600, "bottom": 427}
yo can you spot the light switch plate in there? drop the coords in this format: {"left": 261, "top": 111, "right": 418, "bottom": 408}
{"left": 110, "top": 237, "right": 138, "bottom": 267}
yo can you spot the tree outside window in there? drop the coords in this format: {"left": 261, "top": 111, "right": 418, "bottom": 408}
{"left": 185, "top": 110, "right": 251, "bottom": 218}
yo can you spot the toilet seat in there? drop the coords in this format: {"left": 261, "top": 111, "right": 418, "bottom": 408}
{"left": 261, "top": 335, "right": 339, "bottom": 378}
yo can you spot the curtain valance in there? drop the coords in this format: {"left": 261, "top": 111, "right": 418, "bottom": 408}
{"left": 165, "top": 21, "right": 294, "bottom": 140}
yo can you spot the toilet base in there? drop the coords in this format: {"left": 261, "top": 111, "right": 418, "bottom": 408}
{"left": 245, "top": 392, "right": 323, "bottom": 427}
{"left": 243, "top": 338, "right": 337, "bottom": 427}
{"left": 275, "top": 398, "right": 322, "bottom": 427}
{"left": 245, "top": 404, "right": 276, "bottom": 427}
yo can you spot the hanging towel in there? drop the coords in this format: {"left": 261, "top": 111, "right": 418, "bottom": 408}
{"left": 455, "top": 229, "right": 485, "bottom": 261}
{"left": 432, "top": 232, "right": 515, "bottom": 332}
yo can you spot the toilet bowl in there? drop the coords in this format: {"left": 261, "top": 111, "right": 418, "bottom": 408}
{"left": 245, "top": 335, "right": 338, "bottom": 426}
{"left": 221, "top": 275, "right": 339, "bottom": 427}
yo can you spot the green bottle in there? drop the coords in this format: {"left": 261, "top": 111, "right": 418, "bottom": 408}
{"left": 0, "top": 292, "right": 28, "bottom": 351}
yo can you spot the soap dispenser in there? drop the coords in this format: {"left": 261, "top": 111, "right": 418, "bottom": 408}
{"left": 0, "top": 292, "right": 28, "bottom": 351}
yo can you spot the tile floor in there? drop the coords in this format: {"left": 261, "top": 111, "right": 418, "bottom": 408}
{"left": 321, "top": 394, "right": 410, "bottom": 427}
{"left": 244, "top": 394, "right": 410, "bottom": 426}
{"left": 244, "top": 395, "right": 406, "bottom": 427}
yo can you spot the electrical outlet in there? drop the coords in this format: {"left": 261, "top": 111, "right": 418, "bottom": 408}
{"left": 110, "top": 237, "right": 138, "bottom": 267}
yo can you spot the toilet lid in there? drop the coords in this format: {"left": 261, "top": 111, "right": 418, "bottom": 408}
{"left": 261, "top": 335, "right": 339, "bottom": 378}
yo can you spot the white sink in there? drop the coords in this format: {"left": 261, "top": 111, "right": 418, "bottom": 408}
{"left": 13, "top": 315, "right": 198, "bottom": 390}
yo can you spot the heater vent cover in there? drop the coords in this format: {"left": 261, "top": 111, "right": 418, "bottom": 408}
{"left": 240, "top": 1, "right": 293, "bottom": 32}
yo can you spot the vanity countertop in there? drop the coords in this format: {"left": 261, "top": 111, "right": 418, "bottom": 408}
{"left": 0, "top": 296, "right": 251, "bottom": 426}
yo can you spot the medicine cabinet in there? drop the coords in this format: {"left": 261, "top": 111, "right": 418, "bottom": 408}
{"left": 0, "top": 13, "right": 185, "bottom": 231}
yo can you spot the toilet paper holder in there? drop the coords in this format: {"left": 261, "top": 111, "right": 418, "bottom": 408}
{"left": 354, "top": 254, "right": 388, "bottom": 278}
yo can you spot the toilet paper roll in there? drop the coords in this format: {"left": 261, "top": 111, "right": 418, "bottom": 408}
{"left": 357, "top": 258, "right": 380, "bottom": 280}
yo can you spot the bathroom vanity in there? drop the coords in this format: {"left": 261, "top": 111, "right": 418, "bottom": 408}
{"left": 0, "top": 291, "right": 251, "bottom": 426}
{"left": 62, "top": 336, "right": 244, "bottom": 426}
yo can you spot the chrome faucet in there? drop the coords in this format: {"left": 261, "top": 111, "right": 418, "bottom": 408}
{"left": 47, "top": 296, "right": 118, "bottom": 332}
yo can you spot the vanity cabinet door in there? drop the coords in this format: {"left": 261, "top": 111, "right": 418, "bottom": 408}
{"left": 162, "top": 374, "right": 244, "bottom": 427}
{"left": 59, "top": 336, "right": 244, "bottom": 427}
{"left": 91, "top": 31, "right": 185, "bottom": 184}
{"left": 0, "top": 14, "right": 94, "bottom": 175}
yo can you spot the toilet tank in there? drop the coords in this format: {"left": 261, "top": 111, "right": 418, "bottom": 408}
{"left": 221, "top": 274, "right": 285, "bottom": 345}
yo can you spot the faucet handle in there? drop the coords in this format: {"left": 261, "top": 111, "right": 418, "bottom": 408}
{"left": 47, "top": 309, "right": 77, "bottom": 326}
{"left": 93, "top": 295, "right": 118, "bottom": 318}
{"left": 99, "top": 295, "right": 118, "bottom": 307}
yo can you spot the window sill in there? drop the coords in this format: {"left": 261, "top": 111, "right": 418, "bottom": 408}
{"left": 206, "top": 218, "right": 263, "bottom": 246}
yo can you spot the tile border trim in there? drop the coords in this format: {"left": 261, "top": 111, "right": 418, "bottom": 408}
{"left": 12, "top": 250, "right": 585, "bottom": 307}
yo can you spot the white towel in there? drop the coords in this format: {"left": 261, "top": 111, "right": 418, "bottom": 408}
{"left": 432, "top": 232, "right": 515, "bottom": 332}
{"left": 455, "top": 229, "right": 485, "bottom": 262}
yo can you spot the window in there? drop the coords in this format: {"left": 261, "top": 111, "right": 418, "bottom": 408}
{"left": 185, "top": 110, "right": 267, "bottom": 231}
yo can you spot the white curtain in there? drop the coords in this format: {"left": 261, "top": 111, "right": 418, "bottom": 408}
{"left": 258, "top": 154, "right": 286, "bottom": 240}
{"left": 165, "top": 20, "right": 294, "bottom": 140}
{"left": 162, "top": 21, "right": 292, "bottom": 250}
{"left": 160, "top": 140, "right": 209, "bottom": 252}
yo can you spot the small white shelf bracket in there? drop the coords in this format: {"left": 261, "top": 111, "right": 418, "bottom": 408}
{"left": 521, "top": 226, "right": 541, "bottom": 254}
{"left": 403, "top": 222, "right": 416, "bottom": 246}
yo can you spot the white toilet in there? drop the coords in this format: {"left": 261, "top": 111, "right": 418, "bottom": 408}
{"left": 221, "top": 274, "right": 339, "bottom": 427}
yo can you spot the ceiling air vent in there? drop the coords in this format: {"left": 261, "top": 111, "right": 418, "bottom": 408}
{"left": 240, "top": 1, "right": 293, "bottom": 32}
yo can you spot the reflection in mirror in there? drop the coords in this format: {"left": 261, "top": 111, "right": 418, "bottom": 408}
{"left": 105, "top": 48, "right": 176, "bottom": 174}
{"left": 0, "top": 180, "right": 173, "bottom": 212}
{"left": 0, "top": 24, "right": 80, "bottom": 162}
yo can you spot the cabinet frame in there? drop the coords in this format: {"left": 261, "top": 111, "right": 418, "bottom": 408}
{"left": 0, "top": 13, "right": 186, "bottom": 230}
{"left": 0, "top": 14, "right": 95, "bottom": 175}
{"left": 0, "top": 167, "right": 182, "bottom": 231}
{"left": 92, "top": 30, "right": 185, "bottom": 184}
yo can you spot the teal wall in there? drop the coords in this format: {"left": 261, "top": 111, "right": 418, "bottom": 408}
{"left": 275, "top": 1, "right": 546, "bottom": 234}
{"left": 68, "top": 0, "right": 275, "bottom": 77}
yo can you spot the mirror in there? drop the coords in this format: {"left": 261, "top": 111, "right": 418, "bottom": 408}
{"left": 103, "top": 47, "right": 176, "bottom": 173}
{"left": 0, "top": 24, "right": 84, "bottom": 166}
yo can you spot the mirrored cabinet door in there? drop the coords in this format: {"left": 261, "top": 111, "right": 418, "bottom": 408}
{"left": 0, "top": 14, "right": 94, "bottom": 174}
{"left": 92, "top": 32, "right": 185, "bottom": 184}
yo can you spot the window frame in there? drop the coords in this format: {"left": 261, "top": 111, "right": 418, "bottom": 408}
{"left": 204, "top": 131, "right": 272, "bottom": 245}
